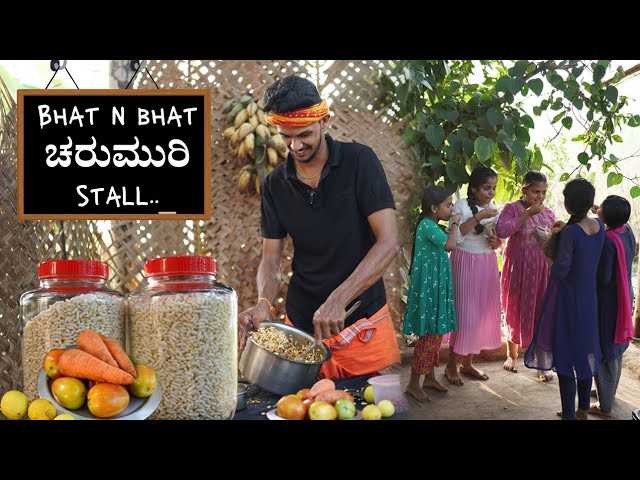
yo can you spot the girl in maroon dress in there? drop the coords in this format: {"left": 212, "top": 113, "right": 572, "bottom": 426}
{"left": 496, "top": 171, "right": 556, "bottom": 381}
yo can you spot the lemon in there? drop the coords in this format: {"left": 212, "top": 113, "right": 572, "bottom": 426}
{"left": 54, "top": 413, "right": 75, "bottom": 420}
{"left": 377, "top": 400, "right": 395, "bottom": 418}
{"left": 364, "top": 385, "right": 375, "bottom": 404}
{"left": 27, "top": 399, "right": 57, "bottom": 420}
{"left": 362, "top": 404, "right": 382, "bottom": 420}
{"left": 1, "top": 390, "right": 29, "bottom": 420}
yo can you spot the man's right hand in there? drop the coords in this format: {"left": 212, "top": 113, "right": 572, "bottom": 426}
{"left": 237, "top": 303, "right": 271, "bottom": 352}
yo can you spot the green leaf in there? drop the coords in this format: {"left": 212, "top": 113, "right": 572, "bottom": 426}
{"left": 510, "top": 60, "right": 529, "bottom": 79}
{"left": 515, "top": 157, "right": 528, "bottom": 175}
{"left": 628, "top": 115, "right": 640, "bottom": 127}
{"left": 589, "top": 121, "right": 600, "bottom": 133}
{"left": 505, "top": 139, "right": 527, "bottom": 160}
{"left": 496, "top": 75, "right": 514, "bottom": 93}
{"left": 429, "top": 153, "right": 442, "bottom": 170}
{"left": 521, "top": 114, "right": 534, "bottom": 129}
{"left": 578, "top": 152, "right": 589, "bottom": 165}
{"left": 560, "top": 172, "right": 570, "bottom": 181}
{"left": 425, "top": 125, "right": 445, "bottom": 148}
{"left": 604, "top": 85, "right": 619, "bottom": 104}
{"left": 531, "top": 146, "right": 543, "bottom": 171}
{"left": 562, "top": 116, "right": 573, "bottom": 130}
{"left": 532, "top": 106, "right": 542, "bottom": 117}
{"left": 486, "top": 107, "right": 504, "bottom": 127}
{"left": 528, "top": 78, "right": 544, "bottom": 96}
{"left": 613, "top": 135, "right": 623, "bottom": 142}
{"left": 449, "top": 81, "right": 461, "bottom": 92}
{"left": 474, "top": 136, "right": 494, "bottom": 162}
{"left": 593, "top": 64, "right": 606, "bottom": 83}
{"left": 631, "top": 186, "right": 640, "bottom": 199}
{"left": 445, "top": 162, "right": 469, "bottom": 183}
{"left": 397, "top": 82, "right": 409, "bottom": 105}
{"left": 448, "top": 131, "right": 463, "bottom": 153}
{"left": 571, "top": 98, "right": 584, "bottom": 110}
{"left": 571, "top": 66, "right": 584, "bottom": 77}
{"left": 609, "top": 154, "right": 619, "bottom": 163}
{"left": 463, "top": 137, "right": 475, "bottom": 157}
{"left": 607, "top": 172, "right": 623, "bottom": 187}
{"left": 552, "top": 111, "right": 566, "bottom": 124}
{"left": 515, "top": 126, "right": 530, "bottom": 144}
{"left": 503, "top": 116, "right": 514, "bottom": 135}
{"left": 402, "top": 129, "right": 422, "bottom": 146}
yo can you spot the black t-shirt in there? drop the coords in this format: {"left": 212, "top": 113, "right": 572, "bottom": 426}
{"left": 261, "top": 135, "right": 396, "bottom": 334}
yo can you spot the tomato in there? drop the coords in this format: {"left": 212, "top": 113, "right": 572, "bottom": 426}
{"left": 301, "top": 398, "right": 313, "bottom": 417}
{"left": 87, "top": 384, "right": 130, "bottom": 418}
{"left": 308, "top": 400, "right": 337, "bottom": 420}
{"left": 296, "top": 388, "right": 312, "bottom": 400}
{"left": 51, "top": 377, "right": 87, "bottom": 410}
{"left": 276, "top": 395, "right": 305, "bottom": 420}
{"left": 128, "top": 365, "right": 157, "bottom": 398}
{"left": 43, "top": 349, "right": 65, "bottom": 379}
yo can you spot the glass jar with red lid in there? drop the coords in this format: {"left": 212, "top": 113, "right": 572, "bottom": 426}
{"left": 128, "top": 256, "right": 238, "bottom": 420}
{"left": 20, "top": 259, "right": 125, "bottom": 400}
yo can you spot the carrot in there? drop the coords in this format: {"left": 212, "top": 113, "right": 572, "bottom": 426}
{"left": 99, "top": 334, "right": 137, "bottom": 378}
{"left": 309, "top": 378, "right": 335, "bottom": 398}
{"left": 59, "top": 349, "right": 135, "bottom": 385}
{"left": 77, "top": 330, "right": 118, "bottom": 368}
{"left": 315, "top": 390, "right": 353, "bottom": 405}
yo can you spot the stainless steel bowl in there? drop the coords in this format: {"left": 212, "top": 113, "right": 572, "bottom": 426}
{"left": 239, "top": 321, "right": 331, "bottom": 396}
{"left": 236, "top": 382, "right": 249, "bottom": 411}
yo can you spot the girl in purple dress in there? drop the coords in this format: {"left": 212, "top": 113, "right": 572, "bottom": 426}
{"left": 496, "top": 171, "right": 556, "bottom": 381}
{"left": 525, "top": 178, "right": 604, "bottom": 420}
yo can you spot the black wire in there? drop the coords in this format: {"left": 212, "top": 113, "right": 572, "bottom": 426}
{"left": 44, "top": 66, "right": 80, "bottom": 89}
{"left": 65, "top": 69, "right": 79, "bottom": 89}
{"left": 145, "top": 67, "right": 160, "bottom": 89}
{"left": 45, "top": 67, "right": 60, "bottom": 89}
{"left": 125, "top": 63, "right": 143, "bottom": 89}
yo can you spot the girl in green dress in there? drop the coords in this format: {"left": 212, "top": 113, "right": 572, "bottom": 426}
{"left": 403, "top": 186, "right": 461, "bottom": 402}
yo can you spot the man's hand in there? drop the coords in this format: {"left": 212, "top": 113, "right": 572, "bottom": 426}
{"left": 312, "top": 299, "right": 348, "bottom": 345}
{"left": 237, "top": 302, "right": 271, "bottom": 352}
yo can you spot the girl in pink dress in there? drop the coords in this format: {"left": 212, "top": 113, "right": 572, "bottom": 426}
{"left": 496, "top": 171, "right": 556, "bottom": 381}
{"left": 445, "top": 166, "right": 503, "bottom": 385}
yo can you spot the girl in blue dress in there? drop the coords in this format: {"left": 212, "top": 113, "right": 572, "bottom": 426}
{"left": 525, "top": 178, "right": 604, "bottom": 420}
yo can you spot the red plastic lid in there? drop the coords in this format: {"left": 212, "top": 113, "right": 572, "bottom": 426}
{"left": 145, "top": 256, "right": 218, "bottom": 276}
{"left": 38, "top": 260, "right": 109, "bottom": 279}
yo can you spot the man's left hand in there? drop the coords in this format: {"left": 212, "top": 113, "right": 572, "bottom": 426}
{"left": 312, "top": 299, "right": 347, "bottom": 345}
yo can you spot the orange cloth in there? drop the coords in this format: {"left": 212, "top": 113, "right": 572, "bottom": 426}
{"left": 285, "top": 304, "right": 400, "bottom": 379}
{"left": 265, "top": 100, "right": 330, "bottom": 127}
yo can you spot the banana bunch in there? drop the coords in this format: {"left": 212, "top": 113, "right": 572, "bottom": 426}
{"left": 222, "top": 94, "right": 289, "bottom": 195}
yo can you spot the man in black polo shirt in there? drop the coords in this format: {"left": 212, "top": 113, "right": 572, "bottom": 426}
{"left": 238, "top": 75, "right": 400, "bottom": 379}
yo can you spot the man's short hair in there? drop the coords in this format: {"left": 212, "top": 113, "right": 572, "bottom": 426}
{"left": 262, "top": 75, "right": 322, "bottom": 114}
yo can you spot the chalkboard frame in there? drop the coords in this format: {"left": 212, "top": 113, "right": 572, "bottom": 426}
{"left": 17, "top": 89, "right": 212, "bottom": 220}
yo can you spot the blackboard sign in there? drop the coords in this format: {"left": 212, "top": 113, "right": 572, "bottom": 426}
{"left": 18, "top": 89, "right": 211, "bottom": 220}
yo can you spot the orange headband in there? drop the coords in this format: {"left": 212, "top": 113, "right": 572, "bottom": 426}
{"left": 266, "top": 100, "right": 330, "bottom": 127}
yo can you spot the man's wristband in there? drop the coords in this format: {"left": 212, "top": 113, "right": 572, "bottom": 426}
{"left": 451, "top": 222, "right": 459, "bottom": 227}
{"left": 258, "top": 297, "right": 276, "bottom": 316}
